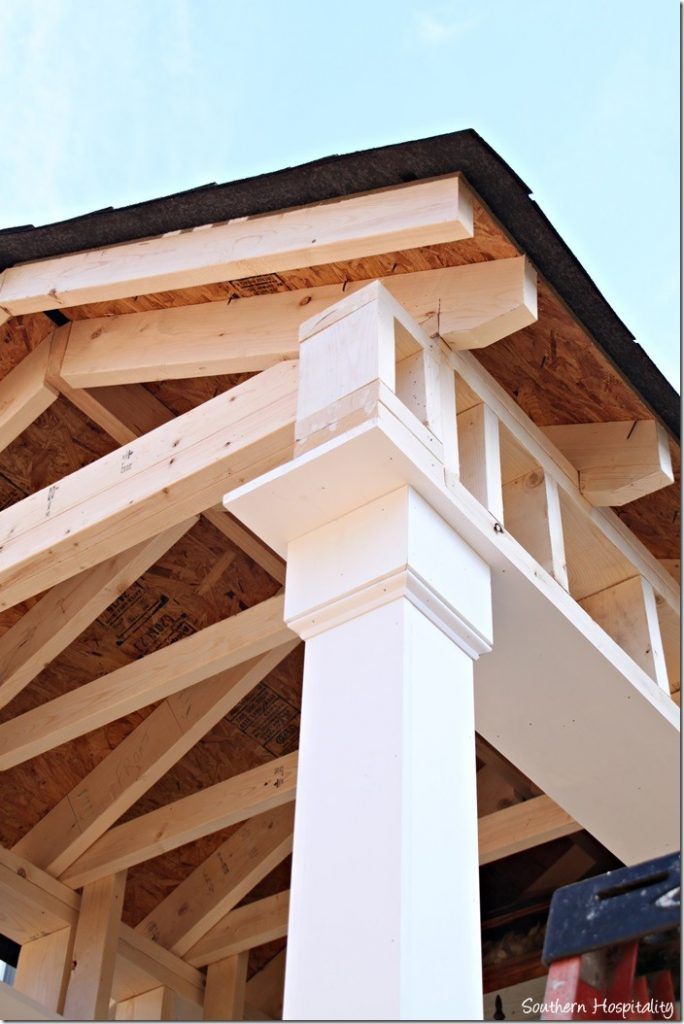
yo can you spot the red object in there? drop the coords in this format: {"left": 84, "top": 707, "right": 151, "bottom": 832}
{"left": 541, "top": 941, "right": 676, "bottom": 1022}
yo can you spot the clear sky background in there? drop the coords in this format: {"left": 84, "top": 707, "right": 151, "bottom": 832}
{"left": 0, "top": 0, "right": 679, "bottom": 385}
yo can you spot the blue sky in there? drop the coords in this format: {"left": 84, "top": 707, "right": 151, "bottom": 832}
{"left": 0, "top": 0, "right": 679, "bottom": 385}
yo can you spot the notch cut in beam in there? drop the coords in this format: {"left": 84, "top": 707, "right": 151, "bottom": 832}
{"left": 543, "top": 419, "right": 674, "bottom": 506}
{"left": 59, "top": 257, "right": 536, "bottom": 387}
{"left": 0, "top": 357, "right": 298, "bottom": 611}
{"left": 13, "top": 643, "right": 297, "bottom": 876}
{"left": 61, "top": 752, "right": 298, "bottom": 888}
{"left": 0, "top": 519, "right": 195, "bottom": 712}
{"left": 0, "top": 594, "right": 293, "bottom": 770}
{"left": 0, "top": 176, "right": 473, "bottom": 316}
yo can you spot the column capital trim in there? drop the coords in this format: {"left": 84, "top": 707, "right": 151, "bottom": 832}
{"left": 286, "top": 565, "right": 492, "bottom": 659}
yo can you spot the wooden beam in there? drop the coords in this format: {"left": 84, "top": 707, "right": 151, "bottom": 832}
{"left": 543, "top": 419, "right": 674, "bottom": 506}
{"left": 0, "top": 980, "right": 63, "bottom": 1021}
{"left": 478, "top": 795, "right": 578, "bottom": 865}
{"left": 0, "top": 845, "right": 79, "bottom": 944}
{"left": 0, "top": 594, "right": 293, "bottom": 769}
{"left": 14, "top": 643, "right": 297, "bottom": 875}
{"left": 114, "top": 986, "right": 178, "bottom": 1021}
{"left": 475, "top": 735, "right": 541, "bottom": 799}
{"left": 186, "top": 891, "right": 290, "bottom": 969}
{"left": 62, "top": 872, "right": 126, "bottom": 1020}
{"left": 502, "top": 468, "right": 569, "bottom": 590}
{"left": 450, "top": 349, "right": 679, "bottom": 615}
{"left": 0, "top": 335, "right": 58, "bottom": 453}
{"left": 186, "top": 797, "right": 576, "bottom": 971}
{"left": 0, "top": 177, "right": 473, "bottom": 315}
{"left": 204, "top": 953, "right": 249, "bottom": 1022}
{"left": 14, "top": 927, "right": 74, "bottom": 1015}
{"left": 58, "top": 257, "right": 535, "bottom": 388}
{"left": 0, "top": 846, "right": 205, "bottom": 1006}
{"left": 0, "top": 358, "right": 298, "bottom": 611}
{"left": 138, "top": 805, "right": 294, "bottom": 956}
{"left": 47, "top": 322, "right": 176, "bottom": 443}
{"left": 203, "top": 506, "right": 286, "bottom": 583}
{"left": 114, "top": 927, "right": 204, "bottom": 1006}
{"left": 580, "top": 575, "right": 670, "bottom": 691}
{"left": 0, "top": 519, "right": 195, "bottom": 712}
{"left": 245, "top": 950, "right": 286, "bottom": 1021}
{"left": 62, "top": 752, "right": 298, "bottom": 888}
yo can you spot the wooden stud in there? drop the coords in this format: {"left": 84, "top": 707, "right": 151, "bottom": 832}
{"left": 543, "top": 419, "right": 674, "bottom": 506}
{"left": 245, "top": 950, "right": 286, "bottom": 1021}
{"left": 478, "top": 795, "right": 578, "bottom": 864}
{"left": 186, "top": 891, "right": 290, "bottom": 969}
{"left": 137, "top": 805, "right": 294, "bottom": 955}
{"left": 203, "top": 953, "right": 249, "bottom": 1021}
{"left": 62, "top": 752, "right": 298, "bottom": 888}
{"left": 580, "top": 576, "right": 670, "bottom": 690}
{"left": 502, "top": 469, "right": 569, "bottom": 590}
{"left": 0, "top": 595, "right": 293, "bottom": 769}
{"left": 62, "top": 872, "right": 126, "bottom": 1021}
{"left": 114, "top": 986, "right": 177, "bottom": 1021}
{"left": 0, "top": 335, "right": 58, "bottom": 453}
{"left": 14, "top": 643, "right": 296, "bottom": 875}
{"left": 457, "top": 401, "right": 504, "bottom": 522}
{"left": 0, "top": 846, "right": 204, "bottom": 1007}
{"left": 0, "top": 358, "right": 298, "bottom": 611}
{"left": 14, "top": 927, "right": 74, "bottom": 1014}
{"left": 0, "top": 177, "right": 473, "bottom": 315}
{"left": 655, "top": 594, "right": 680, "bottom": 698}
{"left": 0, "top": 519, "right": 195, "bottom": 712}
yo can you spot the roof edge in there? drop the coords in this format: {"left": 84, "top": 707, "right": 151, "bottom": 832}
{"left": 0, "top": 129, "right": 678, "bottom": 439}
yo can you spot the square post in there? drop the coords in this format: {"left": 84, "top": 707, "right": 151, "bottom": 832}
{"left": 225, "top": 282, "right": 493, "bottom": 1019}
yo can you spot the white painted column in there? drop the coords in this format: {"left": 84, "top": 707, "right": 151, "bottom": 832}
{"left": 282, "top": 486, "right": 492, "bottom": 1021}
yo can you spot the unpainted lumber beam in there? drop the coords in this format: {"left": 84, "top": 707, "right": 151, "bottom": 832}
{"left": 185, "top": 891, "right": 291, "bottom": 969}
{"left": 0, "top": 335, "right": 58, "bottom": 453}
{"left": 0, "top": 595, "right": 293, "bottom": 769}
{"left": 204, "top": 953, "right": 249, "bottom": 1022}
{"left": 14, "top": 643, "right": 297, "bottom": 875}
{"left": 543, "top": 419, "right": 674, "bottom": 506}
{"left": 137, "top": 805, "right": 294, "bottom": 956}
{"left": 62, "top": 872, "right": 126, "bottom": 1021}
{"left": 0, "top": 846, "right": 205, "bottom": 1006}
{"left": 0, "top": 177, "right": 473, "bottom": 315}
{"left": 0, "top": 519, "right": 195, "bottom": 712}
{"left": 0, "top": 358, "right": 298, "bottom": 611}
{"left": 478, "top": 794, "right": 578, "bottom": 864}
{"left": 61, "top": 752, "right": 298, "bottom": 888}
{"left": 58, "top": 257, "right": 536, "bottom": 387}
